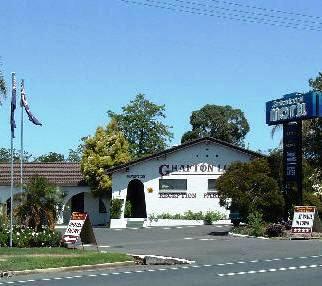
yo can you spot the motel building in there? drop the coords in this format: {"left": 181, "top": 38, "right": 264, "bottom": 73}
{"left": 107, "top": 137, "right": 261, "bottom": 228}
{"left": 0, "top": 137, "right": 261, "bottom": 228}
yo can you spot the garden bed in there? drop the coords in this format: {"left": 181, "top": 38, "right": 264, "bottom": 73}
{"left": 0, "top": 248, "right": 132, "bottom": 271}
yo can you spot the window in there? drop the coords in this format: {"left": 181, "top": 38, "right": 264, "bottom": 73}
{"left": 159, "top": 179, "right": 187, "bottom": 191}
{"left": 208, "top": 179, "right": 217, "bottom": 191}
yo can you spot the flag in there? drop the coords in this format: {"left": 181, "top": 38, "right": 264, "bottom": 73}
{"left": 20, "top": 80, "right": 42, "bottom": 126}
{"left": 10, "top": 73, "right": 16, "bottom": 138}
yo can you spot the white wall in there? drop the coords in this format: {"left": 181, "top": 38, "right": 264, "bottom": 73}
{"left": 0, "top": 185, "right": 108, "bottom": 226}
{"left": 112, "top": 141, "right": 253, "bottom": 218}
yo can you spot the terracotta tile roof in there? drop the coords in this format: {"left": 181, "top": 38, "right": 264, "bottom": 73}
{"left": 0, "top": 163, "right": 86, "bottom": 187}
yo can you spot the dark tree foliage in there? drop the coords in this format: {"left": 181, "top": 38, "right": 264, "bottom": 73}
{"left": 0, "top": 62, "right": 6, "bottom": 104}
{"left": 35, "top": 152, "right": 65, "bottom": 163}
{"left": 108, "top": 94, "right": 173, "bottom": 159}
{"left": 216, "top": 158, "right": 285, "bottom": 222}
{"left": 309, "top": 72, "right": 322, "bottom": 91}
{"left": 181, "top": 104, "right": 250, "bottom": 146}
{"left": 0, "top": 147, "right": 32, "bottom": 163}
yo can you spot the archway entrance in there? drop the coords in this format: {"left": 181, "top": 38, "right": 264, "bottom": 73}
{"left": 126, "top": 179, "right": 147, "bottom": 218}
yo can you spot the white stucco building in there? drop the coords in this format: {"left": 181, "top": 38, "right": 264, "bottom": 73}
{"left": 108, "top": 137, "right": 261, "bottom": 226}
{"left": 0, "top": 163, "right": 108, "bottom": 226}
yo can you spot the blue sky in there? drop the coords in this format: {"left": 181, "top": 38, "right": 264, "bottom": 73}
{"left": 0, "top": 0, "right": 321, "bottom": 158}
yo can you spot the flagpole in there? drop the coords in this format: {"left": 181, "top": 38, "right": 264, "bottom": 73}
{"left": 10, "top": 72, "right": 16, "bottom": 248}
{"left": 20, "top": 80, "right": 24, "bottom": 195}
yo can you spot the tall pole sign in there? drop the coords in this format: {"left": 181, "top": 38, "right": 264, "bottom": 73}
{"left": 266, "top": 91, "right": 322, "bottom": 206}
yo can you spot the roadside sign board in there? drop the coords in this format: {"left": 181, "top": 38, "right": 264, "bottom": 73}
{"left": 291, "top": 206, "right": 320, "bottom": 237}
{"left": 63, "top": 212, "right": 97, "bottom": 245}
{"left": 266, "top": 91, "right": 322, "bottom": 125}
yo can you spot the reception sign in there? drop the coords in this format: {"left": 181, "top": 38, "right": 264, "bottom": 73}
{"left": 266, "top": 91, "right": 322, "bottom": 125}
{"left": 63, "top": 212, "right": 97, "bottom": 246}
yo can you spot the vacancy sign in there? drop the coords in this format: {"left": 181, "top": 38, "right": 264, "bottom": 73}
{"left": 63, "top": 212, "right": 97, "bottom": 246}
{"left": 291, "top": 206, "right": 319, "bottom": 236}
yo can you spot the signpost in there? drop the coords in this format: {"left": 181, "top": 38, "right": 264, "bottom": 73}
{"left": 63, "top": 212, "right": 97, "bottom": 249}
{"left": 266, "top": 91, "right": 322, "bottom": 206}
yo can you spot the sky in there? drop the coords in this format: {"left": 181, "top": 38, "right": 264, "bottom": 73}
{"left": 0, "top": 0, "right": 322, "bottom": 158}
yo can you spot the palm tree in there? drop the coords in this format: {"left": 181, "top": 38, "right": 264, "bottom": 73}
{"left": 14, "top": 175, "right": 64, "bottom": 231}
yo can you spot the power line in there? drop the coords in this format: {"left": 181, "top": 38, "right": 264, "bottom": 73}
{"left": 173, "top": 0, "right": 322, "bottom": 26}
{"left": 120, "top": 0, "right": 322, "bottom": 32}
{"left": 208, "top": 0, "right": 322, "bottom": 20}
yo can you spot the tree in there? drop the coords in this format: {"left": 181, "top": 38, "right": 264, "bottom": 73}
{"left": 67, "top": 137, "right": 88, "bottom": 162}
{"left": 309, "top": 72, "right": 322, "bottom": 91}
{"left": 216, "top": 158, "right": 285, "bottom": 222}
{"left": 108, "top": 94, "right": 173, "bottom": 159}
{"left": 181, "top": 104, "right": 250, "bottom": 146}
{"left": 0, "top": 147, "right": 32, "bottom": 163}
{"left": 35, "top": 152, "right": 65, "bottom": 163}
{"left": 81, "top": 120, "right": 131, "bottom": 197}
{"left": 14, "top": 175, "right": 63, "bottom": 231}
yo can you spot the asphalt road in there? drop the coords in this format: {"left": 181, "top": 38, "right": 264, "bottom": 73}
{"left": 1, "top": 225, "right": 322, "bottom": 286}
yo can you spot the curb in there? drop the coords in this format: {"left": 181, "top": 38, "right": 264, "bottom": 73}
{"left": 3, "top": 261, "right": 134, "bottom": 277}
{"left": 229, "top": 232, "right": 269, "bottom": 240}
{"left": 130, "top": 254, "right": 195, "bottom": 265}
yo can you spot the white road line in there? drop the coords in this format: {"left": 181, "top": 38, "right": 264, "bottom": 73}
{"left": 54, "top": 277, "right": 63, "bottom": 280}
{"left": 88, "top": 274, "right": 97, "bottom": 277}
{"left": 73, "top": 275, "right": 82, "bottom": 278}
{"left": 181, "top": 266, "right": 189, "bottom": 269}
{"left": 237, "top": 261, "right": 246, "bottom": 264}
{"left": 170, "top": 267, "right": 179, "bottom": 270}
{"left": 123, "top": 271, "right": 132, "bottom": 274}
{"left": 218, "top": 264, "right": 322, "bottom": 277}
{"left": 184, "top": 237, "right": 193, "bottom": 240}
{"left": 204, "top": 264, "right": 212, "bottom": 267}
{"left": 100, "top": 273, "right": 109, "bottom": 276}
{"left": 158, "top": 268, "right": 167, "bottom": 271}
{"left": 176, "top": 227, "right": 183, "bottom": 229}
{"left": 148, "top": 269, "right": 156, "bottom": 272}
{"left": 163, "top": 227, "right": 170, "bottom": 230}
{"left": 112, "top": 272, "right": 120, "bottom": 275}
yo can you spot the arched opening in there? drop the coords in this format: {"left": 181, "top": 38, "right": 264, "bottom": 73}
{"left": 126, "top": 179, "right": 147, "bottom": 218}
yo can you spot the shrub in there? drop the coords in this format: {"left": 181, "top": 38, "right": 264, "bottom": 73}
{"left": 0, "top": 225, "right": 61, "bottom": 247}
{"left": 265, "top": 223, "right": 285, "bottom": 237}
{"left": 204, "top": 211, "right": 225, "bottom": 225}
{"left": 124, "top": 201, "right": 132, "bottom": 218}
{"left": 110, "top": 198, "right": 123, "bottom": 219}
{"left": 247, "top": 211, "right": 265, "bottom": 237}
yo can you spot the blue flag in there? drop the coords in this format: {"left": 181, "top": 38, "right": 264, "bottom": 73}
{"left": 21, "top": 80, "right": 42, "bottom": 126}
{"left": 10, "top": 73, "right": 16, "bottom": 138}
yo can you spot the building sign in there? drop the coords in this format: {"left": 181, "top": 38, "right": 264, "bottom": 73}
{"left": 159, "top": 163, "right": 219, "bottom": 176}
{"left": 159, "top": 193, "right": 197, "bottom": 199}
{"left": 63, "top": 212, "right": 97, "bottom": 246}
{"left": 266, "top": 91, "right": 322, "bottom": 125}
{"left": 291, "top": 206, "right": 320, "bottom": 236}
{"left": 283, "top": 123, "right": 301, "bottom": 182}
{"left": 126, "top": 174, "right": 145, "bottom": 179}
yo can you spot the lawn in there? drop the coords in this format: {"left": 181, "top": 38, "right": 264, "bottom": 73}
{"left": 0, "top": 247, "right": 132, "bottom": 271}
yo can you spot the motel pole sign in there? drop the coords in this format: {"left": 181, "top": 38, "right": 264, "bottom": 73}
{"left": 266, "top": 91, "right": 322, "bottom": 205}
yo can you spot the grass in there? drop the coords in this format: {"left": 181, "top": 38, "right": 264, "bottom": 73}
{"left": 0, "top": 247, "right": 132, "bottom": 271}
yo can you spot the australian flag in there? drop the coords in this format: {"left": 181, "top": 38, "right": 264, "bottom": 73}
{"left": 20, "top": 79, "right": 42, "bottom": 126}
{"left": 10, "top": 73, "right": 16, "bottom": 138}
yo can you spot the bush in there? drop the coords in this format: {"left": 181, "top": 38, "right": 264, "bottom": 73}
{"left": 110, "top": 198, "right": 123, "bottom": 219}
{"left": 0, "top": 225, "right": 61, "bottom": 247}
{"left": 204, "top": 211, "right": 225, "bottom": 225}
{"left": 156, "top": 210, "right": 225, "bottom": 222}
{"left": 124, "top": 201, "right": 132, "bottom": 218}
{"left": 265, "top": 223, "right": 285, "bottom": 237}
{"left": 247, "top": 211, "right": 265, "bottom": 237}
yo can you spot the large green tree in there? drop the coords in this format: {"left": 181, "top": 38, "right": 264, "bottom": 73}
{"left": 181, "top": 105, "right": 250, "bottom": 146}
{"left": 81, "top": 120, "right": 131, "bottom": 197}
{"left": 108, "top": 94, "right": 173, "bottom": 159}
{"left": 216, "top": 158, "right": 285, "bottom": 222}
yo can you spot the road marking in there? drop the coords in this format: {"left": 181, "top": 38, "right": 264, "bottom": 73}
{"left": 176, "top": 227, "right": 183, "bottom": 229}
{"left": 158, "top": 268, "right": 167, "bottom": 271}
{"left": 163, "top": 227, "right": 171, "bottom": 230}
{"left": 100, "top": 273, "right": 109, "bottom": 276}
{"left": 88, "top": 274, "right": 97, "bottom": 277}
{"left": 218, "top": 264, "right": 322, "bottom": 277}
{"left": 184, "top": 237, "right": 193, "bottom": 240}
{"left": 148, "top": 269, "right": 156, "bottom": 272}
{"left": 203, "top": 264, "right": 212, "bottom": 267}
